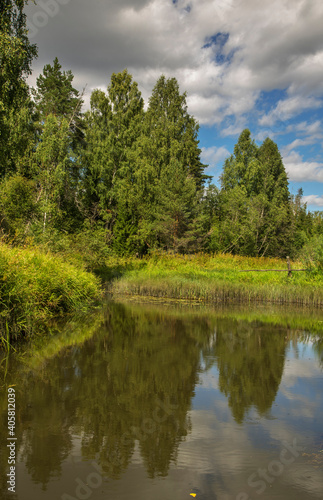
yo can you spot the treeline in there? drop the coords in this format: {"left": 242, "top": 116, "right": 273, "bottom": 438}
{"left": 1, "top": 0, "right": 322, "bottom": 259}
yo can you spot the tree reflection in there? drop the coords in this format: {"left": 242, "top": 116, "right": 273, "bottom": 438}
{"left": 212, "top": 319, "right": 286, "bottom": 423}
{"left": 1, "top": 302, "right": 321, "bottom": 494}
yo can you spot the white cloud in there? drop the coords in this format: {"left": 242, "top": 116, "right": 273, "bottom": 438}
{"left": 302, "top": 195, "right": 323, "bottom": 207}
{"left": 259, "top": 96, "right": 322, "bottom": 127}
{"left": 283, "top": 150, "right": 323, "bottom": 182}
{"left": 201, "top": 146, "right": 230, "bottom": 169}
{"left": 25, "top": 0, "right": 323, "bottom": 126}
{"left": 283, "top": 137, "right": 317, "bottom": 154}
{"left": 294, "top": 120, "right": 322, "bottom": 135}
{"left": 24, "top": 0, "right": 323, "bottom": 189}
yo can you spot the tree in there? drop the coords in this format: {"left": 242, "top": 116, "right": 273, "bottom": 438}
{"left": 142, "top": 75, "right": 208, "bottom": 190}
{"left": 0, "top": 0, "right": 37, "bottom": 178}
{"left": 152, "top": 160, "right": 200, "bottom": 252}
{"left": 29, "top": 60, "right": 88, "bottom": 232}
{"left": 32, "top": 57, "right": 84, "bottom": 153}
{"left": 220, "top": 129, "right": 258, "bottom": 192}
{"left": 219, "top": 130, "right": 292, "bottom": 257}
{"left": 126, "top": 75, "right": 208, "bottom": 253}
{"left": 32, "top": 114, "right": 73, "bottom": 233}
{"left": 256, "top": 138, "right": 292, "bottom": 256}
{"left": 83, "top": 70, "right": 144, "bottom": 231}
{"left": 0, "top": 0, "right": 37, "bottom": 109}
{"left": 33, "top": 57, "right": 81, "bottom": 119}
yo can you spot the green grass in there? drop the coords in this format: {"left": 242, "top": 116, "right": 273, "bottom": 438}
{"left": 111, "top": 251, "right": 323, "bottom": 307}
{"left": 0, "top": 242, "right": 102, "bottom": 344}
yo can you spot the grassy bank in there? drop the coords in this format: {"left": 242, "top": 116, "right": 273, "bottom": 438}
{"left": 111, "top": 252, "right": 323, "bottom": 307}
{"left": 0, "top": 242, "right": 101, "bottom": 345}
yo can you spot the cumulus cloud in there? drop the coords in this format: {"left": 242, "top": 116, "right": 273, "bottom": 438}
{"left": 23, "top": 0, "right": 323, "bottom": 191}
{"left": 282, "top": 150, "right": 323, "bottom": 182}
{"left": 24, "top": 0, "right": 323, "bottom": 126}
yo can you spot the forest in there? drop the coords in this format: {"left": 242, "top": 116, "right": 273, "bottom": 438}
{"left": 1, "top": 1, "right": 323, "bottom": 261}
{"left": 1, "top": 0, "right": 323, "bottom": 344}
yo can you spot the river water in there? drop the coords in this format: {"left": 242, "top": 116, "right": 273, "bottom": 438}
{"left": 0, "top": 300, "right": 322, "bottom": 500}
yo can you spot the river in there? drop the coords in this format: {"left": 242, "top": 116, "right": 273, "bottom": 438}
{"left": 0, "top": 300, "right": 322, "bottom": 500}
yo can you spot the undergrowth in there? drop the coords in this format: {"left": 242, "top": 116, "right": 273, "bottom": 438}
{"left": 0, "top": 241, "right": 101, "bottom": 345}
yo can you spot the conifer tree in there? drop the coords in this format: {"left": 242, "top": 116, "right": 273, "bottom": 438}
{"left": 142, "top": 75, "right": 207, "bottom": 189}
{"left": 83, "top": 69, "right": 144, "bottom": 229}
{"left": 32, "top": 57, "right": 84, "bottom": 152}
{"left": 219, "top": 130, "right": 292, "bottom": 257}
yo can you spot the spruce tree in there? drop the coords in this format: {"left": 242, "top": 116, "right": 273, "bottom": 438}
{"left": 219, "top": 130, "right": 292, "bottom": 257}
{"left": 142, "top": 75, "right": 208, "bottom": 189}
{"left": 83, "top": 70, "right": 144, "bottom": 230}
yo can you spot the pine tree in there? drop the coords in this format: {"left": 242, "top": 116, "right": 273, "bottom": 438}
{"left": 32, "top": 57, "right": 84, "bottom": 152}
{"left": 33, "top": 57, "right": 81, "bottom": 118}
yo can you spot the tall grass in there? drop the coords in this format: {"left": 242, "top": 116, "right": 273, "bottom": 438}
{"left": 0, "top": 242, "right": 102, "bottom": 344}
{"left": 112, "top": 251, "right": 323, "bottom": 307}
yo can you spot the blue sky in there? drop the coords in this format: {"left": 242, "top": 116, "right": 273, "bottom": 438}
{"left": 25, "top": 0, "right": 323, "bottom": 210}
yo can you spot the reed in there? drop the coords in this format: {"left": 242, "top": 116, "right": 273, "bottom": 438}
{"left": 111, "top": 251, "right": 323, "bottom": 307}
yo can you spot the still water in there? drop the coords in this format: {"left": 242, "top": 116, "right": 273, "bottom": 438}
{"left": 0, "top": 301, "right": 323, "bottom": 500}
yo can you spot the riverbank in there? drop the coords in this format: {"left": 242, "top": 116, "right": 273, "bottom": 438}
{"left": 111, "top": 252, "right": 323, "bottom": 307}
{"left": 1, "top": 246, "right": 322, "bottom": 348}
{"left": 0, "top": 242, "right": 101, "bottom": 346}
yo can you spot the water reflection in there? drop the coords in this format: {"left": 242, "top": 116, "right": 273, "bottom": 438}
{"left": 0, "top": 301, "right": 322, "bottom": 499}
{"left": 211, "top": 320, "right": 286, "bottom": 423}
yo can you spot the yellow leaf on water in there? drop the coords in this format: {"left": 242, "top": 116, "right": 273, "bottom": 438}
{"left": 190, "top": 495, "right": 197, "bottom": 498}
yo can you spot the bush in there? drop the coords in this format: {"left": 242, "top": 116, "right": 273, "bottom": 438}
{"left": 0, "top": 241, "right": 102, "bottom": 342}
{"left": 299, "top": 235, "right": 323, "bottom": 273}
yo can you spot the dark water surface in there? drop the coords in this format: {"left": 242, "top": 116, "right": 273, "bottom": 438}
{"left": 1, "top": 301, "right": 323, "bottom": 500}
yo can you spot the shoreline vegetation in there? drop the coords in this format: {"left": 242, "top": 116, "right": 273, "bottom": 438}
{"left": 1, "top": 3, "right": 323, "bottom": 347}
{"left": 1, "top": 241, "right": 323, "bottom": 348}
{"left": 111, "top": 252, "right": 323, "bottom": 307}
{"left": 0, "top": 241, "right": 101, "bottom": 347}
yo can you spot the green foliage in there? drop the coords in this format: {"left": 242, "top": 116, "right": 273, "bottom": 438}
{"left": 83, "top": 70, "right": 144, "bottom": 222}
{"left": 32, "top": 57, "right": 84, "bottom": 152}
{"left": 143, "top": 75, "right": 208, "bottom": 189}
{"left": 0, "top": 0, "right": 37, "bottom": 108}
{"left": 0, "top": 0, "right": 37, "bottom": 178}
{"left": 0, "top": 241, "right": 101, "bottom": 340}
{"left": 30, "top": 113, "right": 82, "bottom": 233}
{"left": 0, "top": 174, "right": 37, "bottom": 235}
{"left": 112, "top": 252, "right": 323, "bottom": 307}
{"left": 32, "top": 57, "right": 81, "bottom": 119}
{"left": 218, "top": 130, "right": 292, "bottom": 257}
{"left": 299, "top": 234, "right": 323, "bottom": 274}
{"left": 42, "top": 221, "right": 114, "bottom": 272}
